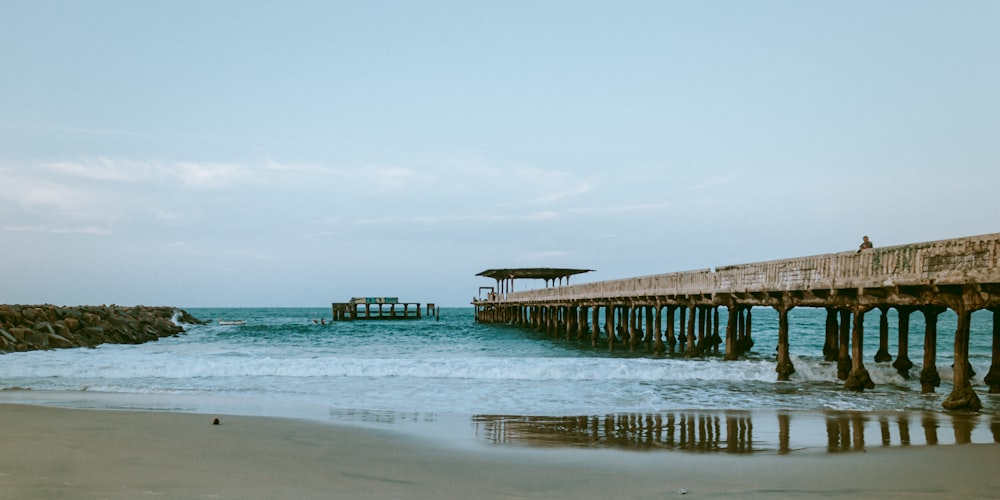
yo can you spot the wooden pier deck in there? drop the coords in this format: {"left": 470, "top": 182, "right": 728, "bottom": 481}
{"left": 472, "top": 232, "right": 1000, "bottom": 411}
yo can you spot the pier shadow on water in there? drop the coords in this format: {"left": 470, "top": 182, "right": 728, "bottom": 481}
{"left": 470, "top": 410, "right": 1000, "bottom": 455}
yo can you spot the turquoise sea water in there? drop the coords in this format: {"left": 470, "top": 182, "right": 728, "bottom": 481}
{"left": 1, "top": 306, "right": 998, "bottom": 452}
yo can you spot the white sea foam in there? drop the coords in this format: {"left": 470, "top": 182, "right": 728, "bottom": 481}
{"left": 0, "top": 307, "right": 994, "bottom": 416}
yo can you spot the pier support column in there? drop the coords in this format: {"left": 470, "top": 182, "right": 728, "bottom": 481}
{"left": 919, "top": 307, "right": 942, "bottom": 393}
{"left": 824, "top": 308, "right": 839, "bottom": 362}
{"left": 892, "top": 307, "right": 915, "bottom": 379}
{"left": 695, "top": 306, "right": 707, "bottom": 356}
{"left": 578, "top": 306, "right": 588, "bottom": 341}
{"left": 738, "top": 308, "right": 755, "bottom": 354}
{"left": 874, "top": 306, "right": 893, "bottom": 363}
{"left": 837, "top": 309, "right": 852, "bottom": 380}
{"left": 845, "top": 306, "right": 875, "bottom": 392}
{"left": 736, "top": 307, "right": 745, "bottom": 356}
{"left": 678, "top": 306, "right": 687, "bottom": 354}
{"left": 591, "top": 306, "right": 600, "bottom": 347}
{"left": 566, "top": 306, "right": 577, "bottom": 341}
{"left": 653, "top": 304, "right": 665, "bottom": 355}
{"left": 776, "top": 305, "right": 795, "bottom": 381}
{"left": 666, "top": 306, "right": 677, "bottom": 354}
{"left": 606, "top": 305, "right": 616, "bottom": 351}
{"left": 557, "top": 306, "right": 564, "bottom": 334}
{"left": 644, "top": 305, "right": 654, "bottom": 352}
{"left": 615, "top": 306, "right": 625, "bottom": 343}
{"left": 724, "top": 303, "right": 738, "bottom": 360}
{"left": 685, "top": 305, "right": 697, "bottom": 357}
{"left": 628, "top": 305, "right": 639, "bottom": 352}
{"left": 984, "top": 309, "right": 1000, "bottom": 393}
{"left": 943, "top": 303, "right": 982, "bottom": 411}
{"left": 712, "top": 307, "right": 721, "bottom": 353}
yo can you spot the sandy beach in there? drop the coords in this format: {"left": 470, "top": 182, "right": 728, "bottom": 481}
{"left": 1, "top": 404, "right": 999, "bottom": 499}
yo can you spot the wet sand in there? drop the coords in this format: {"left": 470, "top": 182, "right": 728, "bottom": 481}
{"left": 2, "top": 404, "right": 999, "bottom": 499}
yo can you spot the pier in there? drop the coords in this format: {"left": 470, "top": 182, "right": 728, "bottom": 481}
{"left": 331, "top": 297, "right": 431, "bottom": 321}
{"left": 472, "top": 233, "right": 1000, "bottom": 411}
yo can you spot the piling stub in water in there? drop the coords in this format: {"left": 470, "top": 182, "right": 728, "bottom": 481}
{"left": 942, "top": 380, "right": 982, "bottom": 412}
{"left": 845, "top": 367, "right": 875, "bottom": 392}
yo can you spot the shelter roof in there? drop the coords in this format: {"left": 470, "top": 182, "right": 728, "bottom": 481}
{"left": 476, "top": 268, "right": 594, "bottom": 281}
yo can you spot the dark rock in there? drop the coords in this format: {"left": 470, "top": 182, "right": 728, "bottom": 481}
{"left": 0, "top": 305, "right": 195, "bottom": 354}
{"left": 8, "top": 327, "right": 32, "bottom": 342}
{"left": 47, "top": 333, "right": 76, "bottom": 349}
{"left": 34, "top": 321, "right": 56, "bottom": 337}
{"left": 63, "top": 317, "right": 81, "bottom": 332}
{"left": 0, "top": 328, "right": 16, "bottom": 345}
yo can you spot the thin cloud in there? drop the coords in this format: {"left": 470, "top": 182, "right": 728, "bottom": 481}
{"left": 176, "top": 162, "right": 245, "bottom": 188}
{"left": 3, "top": 224, "right": 111, "bottom": 235}
{"left": 569, "top": 201, "right": 672, "bottom": 215}
{"left": 0, "top": 123, "right": 145, "bottom": 138}
{"left": 531, "top": 180, "right": 596, "bottom": 204}
{"left": 44, "top": 159, "right": 147, "bottom": 183}
{"left": 692, "top": 172, "right": 741, "bottom": 190}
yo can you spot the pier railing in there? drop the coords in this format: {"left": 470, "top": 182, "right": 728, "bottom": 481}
{"left": 497, "top": 232, "right": 1000, "bottom": 303}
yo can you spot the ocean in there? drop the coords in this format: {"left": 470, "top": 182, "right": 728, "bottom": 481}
{"left": 2, "top": 306, "right": 998, "bottom": 452}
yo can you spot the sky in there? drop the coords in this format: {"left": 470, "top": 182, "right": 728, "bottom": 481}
{"left": 1, "top": 1, "right": 998, "bottom": 307}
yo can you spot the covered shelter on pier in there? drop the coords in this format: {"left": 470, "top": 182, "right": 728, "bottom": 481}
{"left": 476, "top": 268, "right": 593, "bottom": 299}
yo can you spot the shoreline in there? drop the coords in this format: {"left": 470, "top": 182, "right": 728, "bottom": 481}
{"left": 2, "top": 403, "right": 1000, "bottom": 499}
{"left": 3, "top": 389, "right": 999, "bottom": 454}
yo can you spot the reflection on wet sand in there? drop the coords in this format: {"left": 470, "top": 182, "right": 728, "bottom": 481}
{"left": 473, "top": 410, "right": 1000, "bottom": 454}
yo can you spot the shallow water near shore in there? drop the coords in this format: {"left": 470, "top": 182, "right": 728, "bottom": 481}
{"left": 1, "top": 306, "right": 998, "bottom": 453}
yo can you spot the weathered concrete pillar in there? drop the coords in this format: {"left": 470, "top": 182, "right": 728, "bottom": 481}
{"left": 739, "top": 308, "right": 755, "bottom": 354}
{"left": 653, "top": 304, "right": 664, "bottom": 355}
{"left": 591, "top": 306, "right": 600, "bottom": 347}
{"left": 577, "top": 306, "right": 587, "bottom": 341}
{"left": 845, "top": 306, "right": 875, "bottom": 391}
{"left": 685, "top": 305, "right": 697, "bottom": 357}
{"left": 556, "top": 306, "right": 564, "bottom": 336}
{"left": 776, "top": 305, "right": 795, "bottom": 381}
{"left": 606, "top": 305, "right": 616, "bottom": 351}
{"left": 984, "top": 309, "right": 1000, "bottom": 393}
{"left": 736, "top": 307, "right": 745, "bottom": 355}
{"left": 548, "top": 307, "right": 558, "bottom": 337}
{"left": 712, "top": 307, "right": 721, "bottom": 353}
{"left": 874, "top": 306, "right": 893, "bottom": 363}
{"left": 628, "top": 305, "right": 639, "bottom": 351}
{"left": 824, "top": 308, "right": 839, "bottom": 362}
{"left": 892, "top": 307, "right": 914, "bottom": 379}
{"left": 543, "top": 306, "right": 551, "bottom": 335}
{"left": 677, "top": 306, "right": 687, "bottom": 353}
{"left": 644, "top": 305, "right": 654, "bottom": 352}
{"left": 615, "top": 305, "right": 630, "bottom": 345}
{"left": 837, "top": 309, "right": 852, "bottom": 380}
{"left": 564, "top": 306, "right": 574, "bottom": 340}
{"left": 919, "top": 307, "right": 942, "bottom": 393}
{"left": 666, "top": 306, "right": 677, "bottom": 354}
{"left": 724, "top": 303, "right": 738, "bottom": 360}
{"left": 695, "top": 305, "right": 707, "bottom": 356}
{"left": 943, "top": 305, "right": 982, "bottom": 411}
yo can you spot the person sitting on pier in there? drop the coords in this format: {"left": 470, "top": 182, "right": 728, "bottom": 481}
{"left": 857, "top": 235, "right": 873, "bottom": 253}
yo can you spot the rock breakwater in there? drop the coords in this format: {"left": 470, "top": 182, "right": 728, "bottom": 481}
{"left": 0, "top": 305, "right": 204, "bottom": 353}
